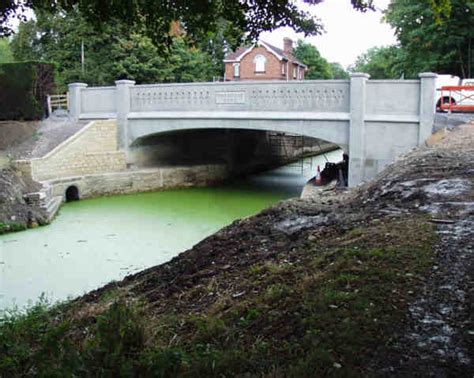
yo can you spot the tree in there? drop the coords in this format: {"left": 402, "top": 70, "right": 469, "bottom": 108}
{"left": 1, "top": 1, "right": 376, "bottom": 45}
{"left": 0, "top": 37, "right": 12, "bottom": 63}
{"left": 329, "top": 62, "right": 349, "bottom": 79}
{"left": 293, "top": 40, "right": 332, "bottom": 79}
{"left": 349, "top": 46, "right": 404, "bottom": 79}
{"left": 10, "top": 9, "right": 219, "bottom": 90}
{"left": 385, "top": 0, "right": 473, "bottom": 78}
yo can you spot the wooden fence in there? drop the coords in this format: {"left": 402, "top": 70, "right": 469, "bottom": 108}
{"left": 47, "top": 93, "right": 69, "bottom": 116}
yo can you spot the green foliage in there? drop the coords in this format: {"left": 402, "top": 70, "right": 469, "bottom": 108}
{"left": 349, "top": 45, "right": 404, "bottom": 79}
{"left": 385, "top": 0, "right": 473, "bottom": 78}
{"left": 293, "top": 40, "right": 332, "bottom": 79}
{"left": 2, "top": 1, "right": 375, "bottom": 45}
{"left": 0, "top": 38, "right": 12, "bottom": 63}
{"left": 10, "top": 9, "right": 223, "bottom": 90}
{"left": 0, "top": 298, "right": 76, "bottom": 376}
{"left": 0, "top": 61, "right": 54, "bottom": 120}
{"left": 0, "top": 222, "right": 28, "bottom": 234}
{"left": 329, "top": 62, "right": 349, "bottom": 79}
{"left": 0, "top": 300, "right": 186, "bottom": 376}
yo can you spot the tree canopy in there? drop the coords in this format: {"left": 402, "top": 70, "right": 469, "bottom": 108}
{"left": 349, "top": 0, "right": 472, "bottom": 79}
{"left": 329, "top": 62, "right": 349, "bottom": 79}
{"left": 0, "top": 37, "right": 12, "bottom": 63}
{"left": 1, "top": 1, "right": 375, "bottom": 46}
{"left": 10, "top": 9, "right": 221, "bottom": 90}
{"left": 293, "top": 40, "right": 332, "bottom": 79}
{"left": 349, "top": 46, "right": 404, "bottom": 79}
{"left": 385, "top": 0, "right": 473, "bottom": 78}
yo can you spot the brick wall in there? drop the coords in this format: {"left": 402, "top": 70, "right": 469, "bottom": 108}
{"left": 225, "top": 46, "right": 305, "bottom": 81}
{"left": 16, "top": 120, "right": 126, "bottom": 181}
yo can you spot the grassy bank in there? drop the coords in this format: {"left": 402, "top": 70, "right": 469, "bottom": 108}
{"left": 0, "top": 216, "right": 437, "bottom": 376}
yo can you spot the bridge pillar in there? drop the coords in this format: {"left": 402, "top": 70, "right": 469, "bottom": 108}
{"left": 418, "top": 72, "right": 437, "bottom": 144}
{"left": 348, "top": 73, "right": 370, "bottom": 187}
{"left": 115, "top": 80, "right": 136, "bottom": 160}
{"left": 68, "top": 82, "right": 87, "bottom": 121}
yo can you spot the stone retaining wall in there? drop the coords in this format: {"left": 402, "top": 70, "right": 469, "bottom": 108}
{"left": 15, "top": 120, "right": 126, "bottom": 181}
{"left": 45, "top": 165, "right": 229, "bottom": 200}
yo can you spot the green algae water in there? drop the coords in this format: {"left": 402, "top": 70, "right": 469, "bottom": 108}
{"left": 0, "top": 150, "right": 343, "bottom": 311}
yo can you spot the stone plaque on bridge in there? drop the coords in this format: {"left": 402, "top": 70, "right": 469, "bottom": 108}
{"left": 215, "top": 91, "right": 246, "bottom": 104}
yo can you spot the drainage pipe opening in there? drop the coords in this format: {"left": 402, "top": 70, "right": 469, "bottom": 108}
{"left": 65, "top": 185, "right": 80, "bottom": 202}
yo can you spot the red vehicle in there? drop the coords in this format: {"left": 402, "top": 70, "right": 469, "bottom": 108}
{"left": 436, "top": 75, "right": 474, "bottom": 112}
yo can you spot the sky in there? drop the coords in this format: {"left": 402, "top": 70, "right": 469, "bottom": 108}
{"left": 260, "top": 0, "right": 397, "bottom": 68}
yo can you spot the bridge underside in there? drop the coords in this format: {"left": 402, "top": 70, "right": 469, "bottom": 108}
{"left": 124, "top": 116, "right": 419, "bottom": 186}
{"left": 127, "top": 116, "right": 350, "bottom": 153}
{"left": 128, "top": 127, "right": 340, "bottom": 178}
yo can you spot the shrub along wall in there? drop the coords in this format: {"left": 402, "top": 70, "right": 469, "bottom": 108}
{"left": 0, "top": 62, "right": 55, "bottom": 120}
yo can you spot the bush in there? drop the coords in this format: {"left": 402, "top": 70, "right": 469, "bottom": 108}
{"left": 0, "top": 61, "right": 55, "bottom": 120}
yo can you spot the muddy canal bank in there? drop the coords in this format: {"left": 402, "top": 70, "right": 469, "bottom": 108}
{"left": 2, "top": 124, "right": 471, "bottom": 376}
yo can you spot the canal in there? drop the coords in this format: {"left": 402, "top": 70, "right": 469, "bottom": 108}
{"left": 0, "top": 150, "right": 343, "bottom": 311}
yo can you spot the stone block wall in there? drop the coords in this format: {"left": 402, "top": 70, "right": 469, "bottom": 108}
{"left": 46, "top": 165, "right": 229, "bottom": 200}
{"left": 16, "top": 120, "right": 126, "bottom": 181}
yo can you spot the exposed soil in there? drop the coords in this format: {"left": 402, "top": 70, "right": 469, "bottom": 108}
{"left": 1, "top": 122, "right": 472, "bottom": 376}
{"left": 57, "top": 123, "right": 472, "bottom": 375}
{"left": 0, "top": 117, "right": 89, "bottom": 232}
{"left": 0, "top": 168, "right": 46, "bottom": 232}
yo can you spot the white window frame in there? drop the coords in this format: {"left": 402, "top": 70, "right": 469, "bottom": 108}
{"left": 254, "top": 54, "right": 267, "bottom": 73}
{"left": 233, "top": 63, "right": 240, "bottom": 77}
{"left": 293, "top": 66, "right": 297, "bottom": 79}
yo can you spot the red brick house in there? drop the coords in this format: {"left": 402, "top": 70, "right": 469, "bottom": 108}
{"left": 223, "top": 38, "right": 306, "bottom": 81}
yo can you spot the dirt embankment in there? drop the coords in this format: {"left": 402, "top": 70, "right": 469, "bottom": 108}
{"left": 2, "top": 124, "right": 470, "bottom": 376}
{"left": 0, "top": 121, "right": 47, "bottom": 232}
{"left": 0, "top": 168, "right": 46, "bottom": 232}
{"left": 0, "top": 118, "right": 87, "bottom": 232}
{"left": 1, "top": 123, "right": 472, "bottom": 376}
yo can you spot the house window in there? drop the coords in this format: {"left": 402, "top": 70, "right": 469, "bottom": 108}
{"left": 281, "top": 63, "right": 285, "bottom": 76}
{"left": 254, "top": 54, "right": 266, "bottom": 73}
{"left": 233, "top": 63, "right": 240, "bottom": 77}
{"left": 293, "top": 67, "right": 296, "bottom": 79}
{"left": 298, "top": 67, "right": 303, "bottom": 80}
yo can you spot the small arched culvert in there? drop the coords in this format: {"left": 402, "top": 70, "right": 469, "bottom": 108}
{"left": 65, "top": 185, "right": 80, "bottom": 202}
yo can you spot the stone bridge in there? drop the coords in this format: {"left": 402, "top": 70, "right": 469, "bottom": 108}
{"left": 68, "top": 73, "right": 437, "bottom": 186}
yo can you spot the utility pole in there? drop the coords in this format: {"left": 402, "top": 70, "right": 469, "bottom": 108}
{"left": 81, "top": 39, "right": 85, "bottom": 75}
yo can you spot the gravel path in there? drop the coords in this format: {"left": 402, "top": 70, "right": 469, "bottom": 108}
{"left": 11, "top": 116, "right": 89, "bottom": 159}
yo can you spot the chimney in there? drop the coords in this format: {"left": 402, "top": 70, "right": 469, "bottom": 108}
{"left": 283, "top": 38, "right": 293, "bottom": 55}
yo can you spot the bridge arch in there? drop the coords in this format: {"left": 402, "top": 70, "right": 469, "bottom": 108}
{"left": 127, "top": 118, "right": 350, "bottom": 153}
{"left": 128, "top": 127, "right": 344, "bottom": 172}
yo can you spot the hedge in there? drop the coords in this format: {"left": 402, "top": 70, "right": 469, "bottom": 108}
{"left": 0, "top": 61, "right": 55, "bottom": 121}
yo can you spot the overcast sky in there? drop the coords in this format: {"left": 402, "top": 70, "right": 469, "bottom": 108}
{"left": 260, "top": 0, "right": 397, "bottom": 68}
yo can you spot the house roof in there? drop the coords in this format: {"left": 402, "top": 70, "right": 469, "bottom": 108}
{"left": 223, "top": 40, "right": 306, "bottom": 68}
